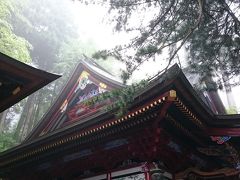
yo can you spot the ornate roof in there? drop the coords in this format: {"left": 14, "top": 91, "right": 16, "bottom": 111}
{"left": 26, "top": 58, "right": 124, "bottom": 141}
{"left": 1, "top": 62, "right": 240, "bottom": 179}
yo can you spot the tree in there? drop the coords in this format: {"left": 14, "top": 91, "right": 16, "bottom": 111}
{"left": 12, "top": 0, "right": 78, "bottom": 70}
{"left": 0, "top": 131, "right": 17, "bottom": 152}
{"left": 9, "top": 0, "right": 100, "bottom": 142}
{"left": 0, "top": 0, "right": 100, "bottom": 146}
{"left": 0, "top": 0, "right": 32, "bottom": 146}
{"left": 89, "top": 0, "right": 239, "bottom": 84}
{"left": 0, "top": 0, "right": 31, "bottom": 63}
{"left": 10, "top": 0, "right": 82, "bottom": 141}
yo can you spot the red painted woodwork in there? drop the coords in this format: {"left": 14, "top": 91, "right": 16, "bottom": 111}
{"left": 207, "top": 127, "right": 240, "bottom": 136}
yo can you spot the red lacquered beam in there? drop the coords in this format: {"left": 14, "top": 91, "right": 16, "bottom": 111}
{"left": 207, "top": 127, "right": 240, "bottom": 136}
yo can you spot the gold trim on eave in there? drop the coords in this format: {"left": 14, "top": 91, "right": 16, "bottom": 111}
{"left": 169, "top": 90, "right": 176, "bottom": 98}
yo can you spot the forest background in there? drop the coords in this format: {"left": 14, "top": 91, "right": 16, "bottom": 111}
{"left": 0, "top": 0, "right": 101, "bottom": 151}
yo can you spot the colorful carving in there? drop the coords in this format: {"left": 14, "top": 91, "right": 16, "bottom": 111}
{"left": 59, "top": 71, "right": 91, "bottom": 114}
{"left": 235, "top": 162, "right": 240, "bottom": 169}
{"left": 56, "top": 69, "right": 110, "bottom": 123}
{"left": 225, "top": 143, "right": 240, "bottom": 169}
{"left": 75, "top": 71, "right": 90, "bottom": 92}
{"left": 176, "top": 167, "right": 240, "bottom": 179}
{"left": 99, "top": 82, "right": 107, "bottom": 89}
{"left": 167, "top": 141, "right": 182, "bottom": 153}
{"left": 65, "top": 70, "right": 110, "bottom": 122}
{"left": 189, "top": 154, "right": 206, "bottom": 167}
{"left": 60, "top": 99, "right": 68, "bottom": 113}
{"left": 211, "top": 136, "right": 231, "bottom": 144}
{"left": 77, "top": 88, "right": 100, "bottom": 104}
{"left": 197, "top": 147, "right": 225, "bottom": 156}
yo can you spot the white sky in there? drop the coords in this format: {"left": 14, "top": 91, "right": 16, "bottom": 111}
{"left": 72, "top": 3, "right": 131, "bottom": 49}
{"left": 71, "top": 3, "right": 177, "bottom": 80}
{"left": 71, "top": 2, "right": 240, "bottom": 112}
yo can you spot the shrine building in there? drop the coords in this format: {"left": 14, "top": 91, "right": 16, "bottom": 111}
{"left": 1, "top": 57, "right": 240, "bottom": 180}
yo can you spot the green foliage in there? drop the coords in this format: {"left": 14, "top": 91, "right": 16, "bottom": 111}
{"left": 226, "top": 106, "right": 238, "bottom": 114}
{"left": 0, "top": 0, "right": 31, "bottom": 63}
{"left": 92, "top": 50, "right": 109, "bottom": 60}
{"left": 0, "top": 24, "right": 32, "bottom": 62}
{"left": 12, "top": 0, "right": 78, "bottom": 69}
{"left": 86, "top": 80, "right": 148, "bottom": 117}
{"left": 187, "top": 1, "right": 240, "bottom": 79}
{"left": 0, "top": 0, "right": 13, "bottom": 19}
{"left": 0, "top": 132, "right": 18, "bottom": 152}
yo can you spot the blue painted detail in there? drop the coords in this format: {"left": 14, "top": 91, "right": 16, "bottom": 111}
{"left": 104, "top": 139, "right": 128, "bottom": 150}
{"left": 167, "top": 141, "right": 182, "bottom": 153}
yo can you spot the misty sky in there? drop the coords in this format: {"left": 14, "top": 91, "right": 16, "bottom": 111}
{"left": 69, "top": 2, "right": 240, "bottom": 111}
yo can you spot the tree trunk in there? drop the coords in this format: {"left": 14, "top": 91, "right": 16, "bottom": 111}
{"left": 26, "top": 92, "right": 43, "bottom": 135}
{"left": 14, "top": 94, "right": 36, "bottom": 142}
{"left": 0, "top": 110, "right": 9, "bottom": 133}
{"left": 50, "top": 81, "right": 58, "bottom": 105}
{"left": 20, "top": 94, "right": 37, "bottom": 141}
{"left": 204, "top": 76, "right": 226, "bottom": 114}
{"left": 223, "top": 74, "right": 236, "bottom": 109}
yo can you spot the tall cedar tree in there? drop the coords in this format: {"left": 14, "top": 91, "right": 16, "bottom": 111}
{"left": 89, "top": 0, "right": 240, "bottom": 85}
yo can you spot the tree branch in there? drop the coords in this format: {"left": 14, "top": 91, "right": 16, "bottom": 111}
{"left": 109, "top": 0, "right": 156, "bottom": 7}
{"left": 135, "top": 0, "right": 176, "bottom": 45}
{"left": 148, "top": 0, "right": 203, "bottom": 81}
{"left": 220, "top": 0, "right": 240, "bottom": 36}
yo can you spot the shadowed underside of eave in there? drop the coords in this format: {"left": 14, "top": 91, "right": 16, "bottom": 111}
{"left": 0, "top": 52, "right": 60, "bottom": 113}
